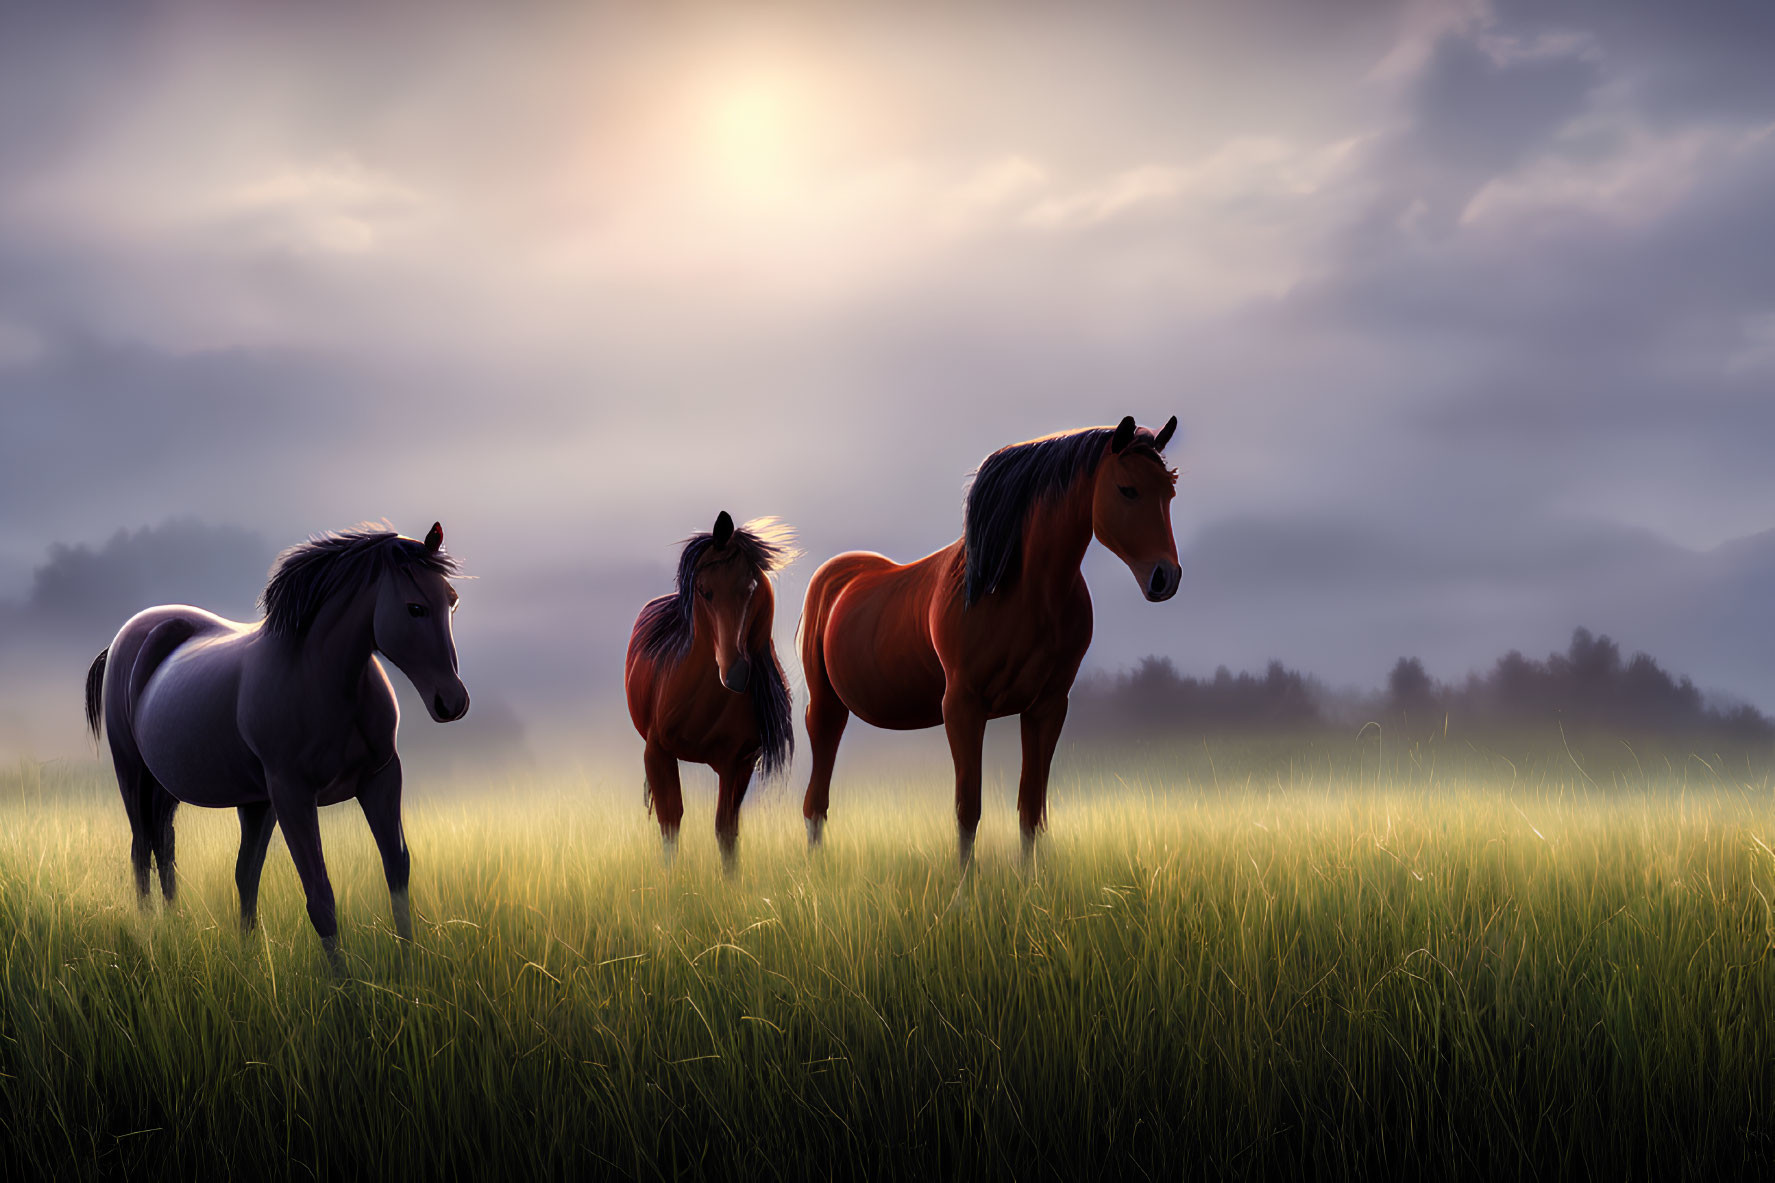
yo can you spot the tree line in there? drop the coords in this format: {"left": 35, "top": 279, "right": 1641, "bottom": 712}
{"left": 1070, "top": 628, "right": 1773, "bottom": 742}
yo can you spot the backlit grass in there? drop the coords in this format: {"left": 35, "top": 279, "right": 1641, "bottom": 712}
{"left": 3, "top": 736, "right": 1775, "bottom": 1179}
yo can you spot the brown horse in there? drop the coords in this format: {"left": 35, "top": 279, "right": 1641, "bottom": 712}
{"left": 800, "top": 416, "right": 1180, "bottom": 866}
{"left": 625, "top": 512, "right": 797, "bottom": 872}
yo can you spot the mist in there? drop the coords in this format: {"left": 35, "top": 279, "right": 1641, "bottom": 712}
{"left": 3, "top": 0, "right": 1773, "bottom": 766}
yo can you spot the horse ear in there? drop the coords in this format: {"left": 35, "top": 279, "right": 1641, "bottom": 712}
{"left": 1110, "top": 416, "right": 1136, "bottom": 454}
{"left": 1154, "top": 415, "right": 1177, "bottom": 451}
{"left": 424, "top": 522, "right": 443, "bottom": 554}
{"left": 712, "top": 511, "right": 735, "bottom": 547}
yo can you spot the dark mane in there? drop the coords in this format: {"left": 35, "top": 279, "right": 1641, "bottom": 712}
{"left": 963, "top": 426, "right": 1166, "bottom": 606}
{"left": 749, "top": 649, "right": 795, "bottom": 781}
{"left": 261, "top": 525, "right": 458, "bottom": 640}
{"left": 635, "top": 518, "right": 798, "bottom": 779}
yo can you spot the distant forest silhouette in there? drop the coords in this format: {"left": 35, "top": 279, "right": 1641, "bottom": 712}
{"left": 1072, "top": 628, "right": 1774, "bottom": 742}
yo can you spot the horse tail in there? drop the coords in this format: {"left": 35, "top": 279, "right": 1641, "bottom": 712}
{"left": 84, "top": 649, "right": 108, "bottom": 742}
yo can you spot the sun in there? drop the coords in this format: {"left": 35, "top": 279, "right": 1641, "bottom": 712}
{"left": 697, "top": 65, "right": 823, "bottom": 202}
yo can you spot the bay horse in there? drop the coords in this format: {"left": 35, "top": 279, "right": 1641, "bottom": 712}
{"left": 625, "top": 511, "right": 796, "bottom": 873}
{"left": 800, "top": 416, "right": 1180, "bottom": 866}
{"left": 84, "top": 522, "right": 468, "bottom": 969}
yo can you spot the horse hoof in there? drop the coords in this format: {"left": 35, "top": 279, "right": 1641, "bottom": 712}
{"left": 805, "top": 817, "right": 824, "bottom": 849}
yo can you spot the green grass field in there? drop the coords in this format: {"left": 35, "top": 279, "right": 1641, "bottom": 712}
{"left": 4, "top": 736, "right": 1775, "bottom": 1180}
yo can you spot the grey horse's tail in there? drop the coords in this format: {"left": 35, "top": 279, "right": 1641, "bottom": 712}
{"left": 84, "top": 649, "right": 108, "bottom": 741}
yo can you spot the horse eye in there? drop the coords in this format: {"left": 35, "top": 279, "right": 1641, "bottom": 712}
{"left": 1119, "top": 485, "right": 1138, "bottom": 500}
{"left": 407, "top": 602, "right": 429, "bottom": 618}
{"left": 699, "top": 586, "right": 713, "bottom": 601}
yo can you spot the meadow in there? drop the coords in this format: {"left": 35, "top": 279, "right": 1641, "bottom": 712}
{"left": 3, "top": 733, "right": 1775, "bottom": 1180}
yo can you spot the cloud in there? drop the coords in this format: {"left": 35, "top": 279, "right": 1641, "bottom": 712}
{"left": 1458, "top": 121, "right": 1768, "bottom": 231}
{"left": 2, "top": 0, "right": 1774, "bottom": 762}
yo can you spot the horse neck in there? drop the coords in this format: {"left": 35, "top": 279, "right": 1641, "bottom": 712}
{"left": 297, "top": 586, "right": 379, "bottom": 698}
{"left": 1017, "top": 470, "right": 1095, "bottom": 598}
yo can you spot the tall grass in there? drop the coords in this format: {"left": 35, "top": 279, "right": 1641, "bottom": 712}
{"left": 3, "top": 737, "right": 1775, "bottom": 1179}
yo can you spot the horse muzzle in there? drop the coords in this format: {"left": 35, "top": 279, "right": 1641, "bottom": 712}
{"left": 1141, "top": 561, "right": 1181, "bottom": 603}
{"left": 431, "top": 686, "right": 471, "bottom": 722}
{"left": 721, "top": 657, "right": 752, "bottom": 694}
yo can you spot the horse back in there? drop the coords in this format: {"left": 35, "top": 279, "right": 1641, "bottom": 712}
{"left": 807, "top": 547, "right": 952, "bottom": 730}
{"left": 101, "top": 606, "right": 237, "bottom": 748}
{"left": 115, "top": 607, "right": 264, "bottom": 806}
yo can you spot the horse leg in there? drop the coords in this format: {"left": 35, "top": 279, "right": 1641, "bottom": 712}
{"left": 112, "top": 755, "right": 156, "bottom": 907}
{"left": 149, "top": 786, "right": 180, "bottom": 904}
{"left": 357, "top": 756, "right": 412, "bottom": 941}
{"left": 1017, "top": 695, "right": 1069, "bottom": 869}
{"left": 126, "top": 789, "right": 153, "bottom": 908}
{"left": 644, "top": 742, "right": 684, "bottom": 862}
{"left": 943, "top": 689, "right": 988, "bottom": 871}
{"left": 800, "top": 656, "right": 850, "bottom": 848}
{"left": 234, "top": 801, "right": 277, "bottom": 933}
{"left": 130, "top": 831, "right": 153, "bottom": 906}
{"left": 268, "top": 779, "right": 342, "bottom": 972}
{"left": 714, "top": 758, "right": 757, "bottom": 878}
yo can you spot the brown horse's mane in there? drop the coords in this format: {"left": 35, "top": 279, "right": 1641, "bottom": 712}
{"left": 634, "top": 518, "right": 798, "bottom": 779}
{"left": 963, "top": 427, "right": 1168, "bottom": 607}
{"left": 261, "top": 526, "right": 457, "bottom": 640}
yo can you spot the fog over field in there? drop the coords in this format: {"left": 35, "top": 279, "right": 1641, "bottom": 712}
{"left": 6, "top": 8, "right": 1775, "bottom": 1178}
{"left": 3, "top": 0, "right": 1773, "bottom": 761}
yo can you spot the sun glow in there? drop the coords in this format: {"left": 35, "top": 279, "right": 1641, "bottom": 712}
{"left": 696, "top": 64, "right": 831, "bottom": 203}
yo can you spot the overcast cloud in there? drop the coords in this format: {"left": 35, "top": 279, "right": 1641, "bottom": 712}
{"left": 2, "top": 0, "right": 1771, "bottom": 759}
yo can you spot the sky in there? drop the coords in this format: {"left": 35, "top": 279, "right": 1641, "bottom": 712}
{"left": 2, "top": 0, "right": 1773, "bottom": 760}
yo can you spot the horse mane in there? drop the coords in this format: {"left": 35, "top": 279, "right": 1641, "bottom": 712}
{"left": 635, "top": 517, "right": 799, "bottom": 778}
{"left": 261, "top": 525, "right": 458, "bottom": 640}
{"left": 963, "top": 426, "right": 1168, "bottom": 606}
{"left": 749, "top": 649, "right": 795, "bottom": 781}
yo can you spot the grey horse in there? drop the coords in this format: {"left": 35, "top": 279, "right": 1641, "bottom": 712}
{"left": 84, "top": 522, "right": 469, "bottom": 967}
